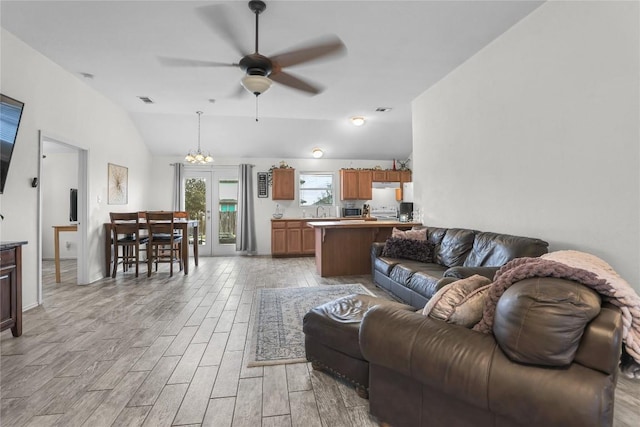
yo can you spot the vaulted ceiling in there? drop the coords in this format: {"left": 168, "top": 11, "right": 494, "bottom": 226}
{"left": 1, "top": 1, "right": 543, "bottom": 160}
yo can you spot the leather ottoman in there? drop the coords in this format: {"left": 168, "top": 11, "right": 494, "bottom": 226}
{"left": 302, "top": 293, "right": 415, "bottom": 398}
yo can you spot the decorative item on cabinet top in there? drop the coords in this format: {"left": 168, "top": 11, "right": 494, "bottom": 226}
{"left": 267, "top": 161, "right": 293, "bottom": 186}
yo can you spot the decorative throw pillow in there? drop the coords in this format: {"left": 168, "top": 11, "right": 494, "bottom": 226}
{"left": 382, "top": 237, "right": 435, "bottom": 263}
{"left": 422, "top": 274, "right": 493, "bottom": 328}
{"left": 391, "top": 227, "right": 427, "bottom": 241}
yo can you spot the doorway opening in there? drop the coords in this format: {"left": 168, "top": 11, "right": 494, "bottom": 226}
{"left": 38, "top": 134, "right": 89, "bottom": 302}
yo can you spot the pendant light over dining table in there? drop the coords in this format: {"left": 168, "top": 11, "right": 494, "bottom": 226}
{"left": 185, "top": 111, "right": 214, "bottom": 164}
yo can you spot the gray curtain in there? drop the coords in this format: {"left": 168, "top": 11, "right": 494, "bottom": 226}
{"left": 236, "top": 164, "right": 257, "bottom": 254}
{"left": 172, "top": 163, "right": 184, "bottom": 211}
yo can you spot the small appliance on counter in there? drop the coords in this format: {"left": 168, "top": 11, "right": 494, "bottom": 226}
{"left": 362, "top": 204, "right": 370, "bottom": 218}
{"left": 342, "top": 207, "right": 362, "bottom": 217}
{"left": 399, "top": 202, "right": 413, "bottom": 221}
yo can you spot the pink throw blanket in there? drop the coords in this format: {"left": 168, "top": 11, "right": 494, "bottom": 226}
{"left": 473, "top": 250, "right": 640, "bottom": 379}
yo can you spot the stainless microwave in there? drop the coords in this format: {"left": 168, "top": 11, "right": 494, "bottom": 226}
{"left": 342, "top": 208, "right": 362, "bottom": 217}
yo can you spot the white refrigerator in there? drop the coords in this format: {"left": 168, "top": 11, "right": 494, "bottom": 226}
{"left": 402, "top": 182, "right": 414, "bottom": 202}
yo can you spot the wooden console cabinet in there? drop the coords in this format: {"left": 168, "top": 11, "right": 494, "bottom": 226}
{"left": 1, "top": 241, "right": 27, "bottom": 337}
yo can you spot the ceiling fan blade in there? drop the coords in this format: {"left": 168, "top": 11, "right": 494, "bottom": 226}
{"left": 270, "top": 35, "right": 346, "bottom": 68}
{"left": 196, "top": 4, "right": 250, "bottom": 57}
{"left": 158, "top": 56, "right": 237, "bottom": 68}
{"left": 270, "top": 71, "right": 324, "bottom": 95}
{"left": 228, "top": 83, "right": 248, "bottom": 99}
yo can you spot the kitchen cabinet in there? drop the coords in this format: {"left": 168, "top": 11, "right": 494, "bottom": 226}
{"left": 372, "top": 170, "right": 405, "bottom": 182}
{"left": 271, "top": 220, "right": 308, "bottom": 256}
{"left": 400, "top": 170, "right": 412, "bottom": 183}
{"left": 340, "top": 169, "right": 372, "bottom": 200}
{"left": 272, "top": 168, "right": 295, "bottom": 200}
{"left": 271, "top": 219, "right": 343, "bottom": 256}
{"left": 1, "top": 241, "right": 27, "bottom": 337}
{"left": 302, "top": 227, "right": 316, "bottom": 254}
{"left": 271, "top": 222, "right": 287, "bottom": 255}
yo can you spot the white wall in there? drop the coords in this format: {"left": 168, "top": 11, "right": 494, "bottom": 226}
{"left": 148, "top": 157, "right": 398, "bottom": 255}
{"left": 41, "top": 151, "right": 78, "bottom": 259}
{"left": 412, "top": 1, "right": 640, "bottom": 290}
{"left": 0, "top": 29, "right": 152, "bottom": 309}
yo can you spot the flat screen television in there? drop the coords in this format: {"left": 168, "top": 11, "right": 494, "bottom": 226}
{"left": 0, "top": 94, "right": 25, "bottom": 194}
{"left": 70, "top": 188, "right": 78, "bottom": 222}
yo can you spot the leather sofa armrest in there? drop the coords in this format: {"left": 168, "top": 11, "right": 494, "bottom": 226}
{"left": 443, "top": 266, "right": 499, "bottom": 281}
{"left": 360, "top": 305, "right": 497, "bottom": 409}
{"left": 371, "top": 242, "right": 385, "bottom": 257}
{"left": 574, "top": 302, "right": 623, "bottom": 375}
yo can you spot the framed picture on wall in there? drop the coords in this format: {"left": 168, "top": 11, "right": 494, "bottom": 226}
{"left": 108, "top": 163, "right": 128, "bottom": 204}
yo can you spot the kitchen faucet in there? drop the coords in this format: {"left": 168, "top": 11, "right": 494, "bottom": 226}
{"left": 316, "top": 206, "right": 326, "bottom": 218}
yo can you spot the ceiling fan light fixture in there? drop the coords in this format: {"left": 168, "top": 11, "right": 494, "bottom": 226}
{"left": 312, "top": 148, "right": 324, "bottom": 158}
{"left": 185, "top": 111, "right": 214, "bottom": 164}
{"left": 350, "top": 116, "right": 366, "bottom": 126}
{"left": 241, "top": 75, "right": 273, "bottom": 96}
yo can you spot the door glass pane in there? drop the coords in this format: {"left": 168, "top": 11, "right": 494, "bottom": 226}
{"left": 219, "top": 180, "right": 238, "bottom": 244}
{"left": 185, "top": 177, "right": 207, "bottom": 245}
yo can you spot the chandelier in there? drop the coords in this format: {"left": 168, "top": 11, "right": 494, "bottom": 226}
{"left": 185, "top": 111, "right": 214, "bottom": 164}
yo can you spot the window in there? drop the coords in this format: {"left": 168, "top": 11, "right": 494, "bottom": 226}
{"left": 299, "top": 172, "right": 334, "bottom": 207}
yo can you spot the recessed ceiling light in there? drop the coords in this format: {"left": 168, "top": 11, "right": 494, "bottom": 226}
{"left": 350, "top": 116, "right": 366, "bottom": 126}
{"left": 312, "top": 148, "right": 324, "bottom": 158}
{"left": 375, "top": 107, "right": 392, "bottom": 112}
{"left": 138, "top": 96, "right": 154, "bottom": 104}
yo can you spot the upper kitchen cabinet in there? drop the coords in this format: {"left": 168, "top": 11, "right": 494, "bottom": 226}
{"left": 340, "top": 169, "right": 372, "bottom": 200}
{"left": 400, "top": 170, "right": 412, "bottom": 183}
{"left": 272, "top": 168, "right": 295, "bottom": 200}
{"left": 372, "top": 170, "right": 400, "bottom": 182}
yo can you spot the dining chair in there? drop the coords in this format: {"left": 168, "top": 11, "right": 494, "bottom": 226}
{"left": 109, "top": 212, "right": 148, "bottom": 278}
{"left": 146, "top": 211, "right": 183, "bottom": 277}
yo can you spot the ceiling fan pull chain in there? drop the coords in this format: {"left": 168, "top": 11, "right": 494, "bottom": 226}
{"left": 255, "top": 97, "right": 259, "bottom": 122}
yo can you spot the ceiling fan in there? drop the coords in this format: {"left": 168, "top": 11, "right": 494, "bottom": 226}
{"left": 160, "top": 0, "right": 346, "bottom": 97}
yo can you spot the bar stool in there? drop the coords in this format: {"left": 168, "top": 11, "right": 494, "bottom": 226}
{"left": 146, "top": 211, "right": 183, "bottom": 277}
{"left": 110, "top": 212, "right": 148, "bottom": 278}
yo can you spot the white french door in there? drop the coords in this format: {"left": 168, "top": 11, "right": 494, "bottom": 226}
{"left": 184, "top": 167, "right": 238, "bottom": 256}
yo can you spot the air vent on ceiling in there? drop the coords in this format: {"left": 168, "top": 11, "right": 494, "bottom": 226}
{"left": 138, "top": 96, "right": 155, "bottom": 104}
{"left": 375, "top": 107, "right": 392, "bottom": 112}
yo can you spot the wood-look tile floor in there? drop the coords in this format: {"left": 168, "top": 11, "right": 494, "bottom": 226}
{"left": 2, "top": 257, "right": 639, "bottom": 427}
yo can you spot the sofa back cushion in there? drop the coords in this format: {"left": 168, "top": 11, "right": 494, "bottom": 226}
{"left": 463, "top": 232, "right": 549, "bottom": 267}
{"left": 435, "top": 228, "right": 476, "bottom": 268}
{"left": 493, "top": 278, "right": 601, "bottom": 367}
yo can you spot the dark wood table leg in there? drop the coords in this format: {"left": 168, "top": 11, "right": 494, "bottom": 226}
{"left": 104, "top": 223, "right": 111, "bottom": 278}
{"left": 193, "top": 224, "right": 199, "bottom": 266}
{"left": 182, "top": 223, "right": 189, "bottom": 275}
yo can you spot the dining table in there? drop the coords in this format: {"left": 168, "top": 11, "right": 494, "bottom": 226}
{"left": 103, "top": 219, "right": 199, "bottom": 277}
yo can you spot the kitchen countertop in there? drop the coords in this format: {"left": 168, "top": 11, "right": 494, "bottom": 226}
{"left": 271, "top": 217, "right": 378, "bottom": 221}
{"left": 306, "top": 220, "right": 421, "bottom": 228}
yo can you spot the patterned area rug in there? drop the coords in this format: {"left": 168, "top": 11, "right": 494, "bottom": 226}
{"left": 247, "top": 284, "right": 373, "bottom": 367}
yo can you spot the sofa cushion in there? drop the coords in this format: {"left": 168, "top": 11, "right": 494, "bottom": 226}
{"left": 493, "top": 278, "right": 601, "bottom": 367}
{"left": 382, "top": 237, "right": 435, "bottom": 263}
{"left": 406, "top": 266, "right": 449, "bottom": 299}
{"left": 422, "top": 275, "right": 493, "bottom": 327}
{"left": 388, "top": 260, "right": 435, "bottom": 285}
{"left": 463, "top": 232, "right": 549, "bottom": 267}
{"left": 392, "top": 227, "right": 427, "bottom": 241}
{"left": 435, "top": 228, "right": 476, "bottom": 268}
{"left": 374, "top": 257, "right": 400, "bottom": 276}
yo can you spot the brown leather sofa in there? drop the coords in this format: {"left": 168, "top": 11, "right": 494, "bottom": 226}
{"left": 372, "top": 227, "right": 549, "bottom": 309}
{"left": 360, "top": 278, "right": 624, "bottom": 427}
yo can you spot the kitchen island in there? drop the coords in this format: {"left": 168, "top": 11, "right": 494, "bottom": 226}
{"left": 307, "top": 220, "right": 421, "bottom": 277}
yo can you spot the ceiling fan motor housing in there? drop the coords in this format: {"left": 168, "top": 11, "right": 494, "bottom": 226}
{"left": 239, "top": 53, "right": 273, "bottom": 76}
